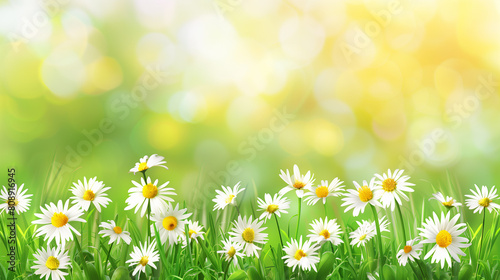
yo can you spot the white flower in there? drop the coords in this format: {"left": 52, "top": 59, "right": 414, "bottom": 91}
{"left": 396, "top": 237, "right": 423, "bottom": 266}
{"left": 349, "top": 220, "right": 376, "bottom": 247}
{"left": 99, "top": 220, "right": 132, "bottom": 245}
{"left": 129, "top": 154, "right": 168, "bottom": 174}
{"left": 282, "top": 236, "right": 320, "bottom": 272}
{"left": 418, "top": 212, "right": 470, "bottom": 268}
{"left": 125, "top": 176, "right": 176, "bottom": 217}
{"left": 465, "top": 185, "right": 500, "bottom": 214}
{"left": 180, "top": 220, "right": 205, "bottom": 246}
{"left": 33, "top": 200, "right": 86, "bottom": 247}
{"left": 307, "top": 217, "right": 343, "bottom": 245}
{"left": 374, "top": 216, "right": 390, "bottom": 233}
{"left": 150, "top": 203, "right": 192, "bottom": 246}
{"left": 430, "top": 192, "right": 462, "bottom": 209}
{"left": 32, "top": 246, "right": 70, "bottom": 280}
{"left": 70, "top": 177, "right": 111, "bottom": 212}
{"left": 374, "top": 169, "right": 415, "bottom": 211}
{"left": 212, "top": 182, "right": 245, "bottom": 211}
{"left": 126, "top": 240, "right": 160, "bottom": 277}
{"left": 229, "top": 215, "right": 268, "bottom": 257}
{"left": 257, "top": 193, "right": 290, "bottom": 220}
{"left": 217, "top": 238, "right": 244, "bottom": 264}
{"left": 0, "top": 183, "right": 32, "bottom": 214}
{"left": 341, "top": 178, "right": 382, "bottom": 217}
{"left": 278, "top": 164, "right": 315, "bottom": 198}
{"left": 304, "top": 178, "right": 345, "bottom": 205}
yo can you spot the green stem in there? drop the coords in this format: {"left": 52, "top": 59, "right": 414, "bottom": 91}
{"left": 396, "top": 203, "right": 407, "bottom": 244}
{"left": 370, "top": 205, "right": 384, "bottom": 280}
{"left": 323, "top": 202, "right": 328, "bottom": 217}
{"left": 476, "top": 210, "right": 486, "bottom": 280}
{"left": 185, "top": 224, "right": 193, "bottom": 266}
{"left": 296, "top": 197, "right": 302, "bottom": 239}
{"left": 147, "top": 200, "right": 151, "bottom": 241}
{"left": 223, "top": 257, "right": 233, "bottom": 280}
{"left": 103, "top": 242, "right": 114, "bottom": 275}
{"left": 274, "top": 214, "right": 284, "bottom": 248}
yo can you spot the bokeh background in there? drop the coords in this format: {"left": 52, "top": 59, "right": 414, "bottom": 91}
{"left": 1, "top": 0, "right": 500, "bottom": 226}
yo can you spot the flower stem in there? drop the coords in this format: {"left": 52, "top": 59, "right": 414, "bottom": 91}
{"left": 476, "top": 210, "right": 486, "bottom": 280}
{"left": 223, "top": 257, "right": 233, "bottom": 280}
{"left": 296, "top": 197, "right": 302, "bottom": 239}
{"left": 396, "top": 203, "right": 407, "bottom": 244}
{"left": 324, "top": 202, "right": 328, "bottom": 217}
{"left": 274, "top": 214, "right": 284, "bottom": 248}
{"left": 370, "top": 205, "right": 384, "bottom": 280}
{"left": 103, "top": 242, "right": 114, "bottom": 275}
{"left": 147, "top": 200, "right": 151, "bottom": 241}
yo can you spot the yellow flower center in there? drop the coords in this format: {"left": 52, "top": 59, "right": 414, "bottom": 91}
{"left": 139, "top": 256, "right": 149, "bottom": 266}
{"left": 189, "top": 229, "right": 196, "bottom": 238}
{"left": 162, "top": 216, "right": 178, "bottom": 231}
{"left": 315, "top": 186, "right": 329, "bottom": 198}
{"left": 294, "top": 249, "right": 307, "bottom": 260}
{"left": 404, "top": 245, "right": 412, "bottom": 254}
{"left": 113, "top": 226, "right": 123, "bottom": 234}
{"left": 225, "top": 194, "right": 235, "bottom": 204}
{"left": 138, "top": 162, "right": 148, "bottom": 172}
{"left": 242, "top": 228, "right": 255, "bottom": 243}
{"left": 142, "top": 183, "right": 158, "bottom": 199}
{"left": 293, "top": 180, "right": 306, "bottom": 190}
{"left": 319, "top": 229, "right": 330, "bottom": 239}
{"left": 45, "top": 256, "right": 60, "bottom": 270}
{"left": 479, "top": 197, "right": 491, "bottom": 207}
{"left": 436, "top": 230, "right": 452, "bottom": 248}
{"left": 83, "top": 190, "right": 95, "bottom": 201}
{"left": 51, "top": 212, "right": 69, "bottom": 228}
{"left": 266, "top": 204, "right": 279, "bottom": 213}
{"left": 228, "top": 246, "right": 236, "bottom": 258}
{"left": 442, "top": 200, "right": 454, "bottom": 207}
{"left": 5, "top": 199, "right": 19, "bottom": 206}
{"left": 358, "top": 186, "right": 373, "bottom": 202}
{"left": 359, "top": 234, "right": 367, "bottom": 241}
{"left": 382, "top": 178, "right": 397, "bottom": 192}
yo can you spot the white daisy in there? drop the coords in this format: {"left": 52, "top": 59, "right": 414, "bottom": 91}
{"left": 99, "top": 220, "right": 132, "bottom": 245}
{"left": 418, "top": 212, "right": 470, "bottom": 268}
{"left": 217, "top": 238, "right": 245, "bottom": 265}
{"left": 396, "top": 237, "right": 423, "bottom": 266}
{"left": 229, "top": 215, "right": 268, "bottom": 257}
{"left": 282, "top": 236, "right": 320, "bottom": 272}
{"left": 278, "top": 164, "right": 315, "bottom": 198}
{"left": 374, "top": 169, "right": 415, "bottom": 211}
{"left": 31, "top": 246, "right": 71, "bottom": 280}
{"left": 349, "top": 220, "right": 376, "bottom": 247}
{"left": 33, "top": 200, "right": 86, "bottom": 247}
{"left": 304, "top": 178, "right": 344, "bottom": 205}
{"left": 126, "top": 240, "right": 160, "bottom": 277}
{"left": 150, "top": 203, "right": 192, "bottom": 246}
{"left": 307, "top": 217, "right": 343, "bottom": 245}
{"left": 129, "top": 154, "right": 168, "bottom": 174}
{"left": 257, "top": 193, "right": 290, "bottom": 220}
{"left": 464, "top": 185, "right": 500, "bottom": 214}
{"left": 212, "top": 182, "right": 245, "bottom": 211}
{"left": 341, "top": 178, "right": 382, "bottom": 217}
{"left": 429, "top": 192, "right": 462, "bottom": 209}
{"left": 70, "top": 177, "right": 111, "bottom": 212}
{"left": 180, "top": 220, "right": 205, "bottom": 246}
{"left": 0, "top": 183, "right": 32, "bottom": 214}
{"left": 374, "top": 216, "right": 391, "bottom": 233}
{"left": 125, "top": 176, "right": 176, "bottom": 217}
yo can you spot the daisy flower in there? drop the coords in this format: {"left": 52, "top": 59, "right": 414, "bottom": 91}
{"left": 217, "top": 238, "right": 244, "bottom": 265}
{"left": 180, "top": 220, "right": 205, "bottom": 246}
{"left": 282, "top": 236, "right": 320, "bottom": 272}
{"left": 212, "top": 182, "right": 245, "bottom": 211}
{"left": 125, "top": 176, "right": 176, "bottom": 217}
{"left": 0, "top": 183, "right": 32, "bottom": 214}
{"left": 278, "top": 164, "right": 315, "bottom": 198}
{"left": 70, "top": 177, "right": 111, "bottom": 212}
{"left": 307, "top": 217, "right": 343, "bottom": 245}
{"left": 396, "top": 237, "right": 423, "bottom": 266}
{"left": 341, "top": 178, "right": 382, "bottom": 217}
{"left": 229, "top": 215, "right": 268, "bottom": 257}
{"left": 374, "top": 169, "right": 415, "bottom": 211}
{"left": 374, "top": 216, "right": 391, "bottom": 233}
{"left": 465, "top": 185, "right": 500, "bottom": 214}
{"left": 150, "top": 203, "right": 192, "bottom": 246}
{"left": 129, "top": 154, "right": 168, "bottom": 174}
{"left": 99, "top": 220, "right": 132, "bottom": 245}
{"left": 33, "top": 200, "right": 86, "bottom": 246}
{"left": 126, "top": 240, "right": 160, "bottom": 277}
{"left": 257, "top": 193, "right": 290, "bottom": 220}
{"left": 429, "top": 192, "right": 462, "bottom": 209}
{"left": 418, "top": 212, "right": 470, "bottom": 268}
{"left": 31, "top": 246, "right": 71, "bottom": 280}
{"left": 349, "top": 220, "right": 376, "bottom": 247}
{"left": 304, "top": 178, "right": 345, "bottom": 205}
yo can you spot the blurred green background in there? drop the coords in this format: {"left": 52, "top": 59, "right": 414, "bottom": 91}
{"left": 1, "top": 0, "right": 500, "bottom": 230}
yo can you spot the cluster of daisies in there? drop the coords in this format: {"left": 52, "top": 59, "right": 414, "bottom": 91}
{"left": 2, "top": 156, "right": 500, "bottom": 279}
